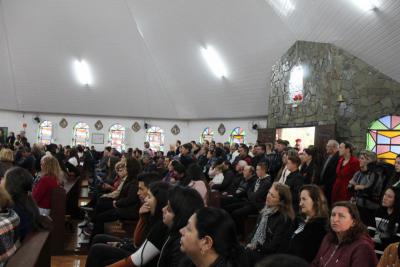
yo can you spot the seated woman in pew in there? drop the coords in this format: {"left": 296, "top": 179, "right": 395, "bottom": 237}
{"left": 287, "top": 184, "right": 329, "bottom": 262}
{"left": 32, "top": 155, "right": 61, "bottom": 216}
{"left": 370, "top": 186, "right": 400, "bottom": 251}
{"left": 180, "top": 164, "right": 209, "bottom": 205}
{"left": 0, "top": 185, "right": 20, "bottom": 264}
{"left": 2, "top": 167, "right": 43, "bottom": 241}
{"left": 179, "top": 207, "right": 250, "bottom": 267}
{"left": 311, "top": 201, "right": 378, "bottom": 267}
{"left": 107, "top": 186, "right": 204, "bottom": 267}
{"left": 246, "top": 182, "right": 295, "bottom": 265}
{"left": 85, "top": 181, "right": 170, "bottom": 267}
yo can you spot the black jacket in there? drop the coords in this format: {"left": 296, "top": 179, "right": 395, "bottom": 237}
{"left": 212, "top": 169, "right": 236, "bottom": 192}
{"left": 250, "top": 211, "right": 294, "bottom": 255}
{"left": 285, "top": 170, "right": 305, "bottom": 213}
{"left": 287, "top": 217, "right": 328, "bottom": 262}
{"left": 234, "top": 176, "right": 257, "bottom": 199}
{"left": 248, "top": 175, "right": 273, "bottom": 210}
{"left": 157, "top": 232, "right": 185, "bottom": 267}
{"left": 319, "top": 152, "right": 340, "bottom": 203}
{"left": 115, "top": 179, "right": 140, "bottom": 220}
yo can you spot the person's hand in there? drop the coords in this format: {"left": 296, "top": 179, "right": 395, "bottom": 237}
{"left": 112, "top": 200, "right": 117, "bottom": 208}
{"left": 170, "top": 177, "right": 176, "bottom": 184}
{"left": 354, "top": 185, "right": 364, "bottom": 191}
{"left": 246, "top": 243, "right": 256, "bottom": 250}
{"left": 139, "top": 203, "right": 151, "bottom": 214}
{"left": 102, "top": 183, "right": 113, "bottom": 190}
{"left": 106, "top": 242, "right": 120, "bottom": 247}
{"left": 222, "top": 192, "right": 228, "bottom": 196}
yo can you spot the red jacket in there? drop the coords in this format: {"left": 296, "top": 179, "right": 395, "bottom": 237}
{"left": 32, "top": 175, "right": 59, "bottom": 209}
{"left": 331, "top": 156, "right": 359, "bottom": 204}
{"left": 311, "top": 234, "right": 378, "bottom": 267}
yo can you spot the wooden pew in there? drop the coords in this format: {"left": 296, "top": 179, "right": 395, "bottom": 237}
{"left": 6, "top": 230, "right": 51, "bottom": 267}
{"left": 50, "top": 186, "right": 66, "bottom": 254}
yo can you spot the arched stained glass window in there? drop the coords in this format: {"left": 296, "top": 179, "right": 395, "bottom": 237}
{"left": 230, "top": 127, "right": 246, "bottom": 144}
{"left": 146, "top": 126, "right": 164, "bottom": 152}
{"left": 287, "top": 65, "right": 304, "bottom": 104}
{"left": 201, "top": 127, "right": 214, "bottom": 143}
{"left": 366, "top": 115, "right": 400, "bottom": 165}
{"left": 73, "top": 122, "right": 89, "bottom": 147}
{"left": 38, "top": 121, "right": 53, "bottom": 145}
{"left": 109, "top": 124, "right": 126, "bottom": 152}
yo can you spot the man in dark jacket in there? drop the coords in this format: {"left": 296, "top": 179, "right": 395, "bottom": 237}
{"left": 318, "top": 140, "right": 340, "bottom": 205}
{"left": 228, "top": 162, "right": 273, "bottom": 235}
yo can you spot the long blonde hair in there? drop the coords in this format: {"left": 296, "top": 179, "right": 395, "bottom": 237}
{"left": 40, "top": 155, "right": 61, "bottom": 181}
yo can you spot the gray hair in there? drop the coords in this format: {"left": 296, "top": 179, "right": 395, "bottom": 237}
{"left": 327, "top": 140, "right": 339, "bottom": 149}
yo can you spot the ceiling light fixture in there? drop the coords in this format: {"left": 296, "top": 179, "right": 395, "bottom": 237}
{"left": 74, "top": 59, "right": 93, "bottom": 86}
{"left": 350, "top": 0, "right": 379, "bottom": 11}
{"left": 201, "top": 45, "right": 227, "bottom": 78}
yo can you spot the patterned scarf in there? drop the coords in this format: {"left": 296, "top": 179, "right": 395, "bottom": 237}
{"left": 249, "top": 207, "right": 277, "bottom": 248}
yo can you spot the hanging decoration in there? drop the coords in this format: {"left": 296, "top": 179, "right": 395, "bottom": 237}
{"left": 132, "top": 121, "right": 141, "bottom": 132}
{"left": 171, "top": 124, "right": 180, "bottom": 135}
{"left": 218, "top": 123, "right": 226, "bottom": 135}
{"left": 59, "top": 118, "right": 68, "bottom": 128}
{"left": 94, "top": 120, "right": 103, "bottom": 130}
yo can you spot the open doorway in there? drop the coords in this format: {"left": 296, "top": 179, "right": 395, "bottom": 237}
{"left": 276, "top": 126, "right": 315, "bottom": 151}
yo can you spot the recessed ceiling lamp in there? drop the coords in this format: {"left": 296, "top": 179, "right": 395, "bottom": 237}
{"left": 201, "top": 45, "right": 227, "bottom": 78}
{"left": 350, "top": 0, "right": 379, "bottom": 11}
{"left": 74, "top": 59, "right": 93, "bottom": 86}
{"left": 266, "top": 0, "right": 295, "bottom": 17}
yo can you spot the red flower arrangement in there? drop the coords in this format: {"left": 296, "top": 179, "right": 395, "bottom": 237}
{"left": 293, "top": 93, "right": 303, "bottom": 102}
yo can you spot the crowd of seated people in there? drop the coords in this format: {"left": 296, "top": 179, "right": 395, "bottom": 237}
{"left": 2, "top": 133, "right": 400, "bottom": 266}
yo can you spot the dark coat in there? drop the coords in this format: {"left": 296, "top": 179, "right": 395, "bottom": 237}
{"left": 285, "top": 170, "right": 305, "bottom": 212}
{"left": 319, "top": 152, "right": 340, "bottom": 203}
{"left": 247, "top": 211, "right": 293, "bottom": 262}
{"left": 115, "top": 179, "right": 140, "bottom": 220}
{"left": 248, "top": 175, "right": 273, "bottom": 210}
{"left": 157, "top": 233, "right": 185, "bottom": 267}
{"left": 287, "top": 217, "right": 328, "bottom": 262}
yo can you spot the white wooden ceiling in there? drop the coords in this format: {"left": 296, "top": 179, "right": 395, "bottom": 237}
{"left": 0, "top": 0, "right": 399, "bottom": 119}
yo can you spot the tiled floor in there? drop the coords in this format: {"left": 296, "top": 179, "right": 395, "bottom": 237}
{"left": 51, "top": 255, "right": 87, "bottom": 267}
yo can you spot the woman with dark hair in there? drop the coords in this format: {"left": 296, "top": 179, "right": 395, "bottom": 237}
{"left": 331, "top": 142, "right": 360, "bottom": 204}
{"left": 371, "top": 186, "right": 400, "bottom": 250}
{"left": 287, "top": 185, "right": 329, "bottom": 262}
{"left": 108, "top": 186, "right": 204, "bottom": 267}
{"left": 179, "top": 207, "right": 249, "bottom": 267}
{"left": 2, "top": 167, "right": 42, "bottom": 241}
{"left": 299, "top": 146, "right": 318, "bottom": 184}
{"left": 85, "top": 181, "right": 170, "bottom": 267}
{"left": 389, "top": 154, "right": 400, "bottom": 187}
{"left": 311, "top": 201, "right": 378, "bottom": 267}
{"left": 246, "top": 182, "right": 295, "bottom": 264}
{"left": 181, "top": 164, "right": 209, "bottom": 205}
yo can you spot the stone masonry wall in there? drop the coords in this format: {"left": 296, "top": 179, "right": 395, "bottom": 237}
{"left": 267, "top": 41, "right": 400, "bottom": 151}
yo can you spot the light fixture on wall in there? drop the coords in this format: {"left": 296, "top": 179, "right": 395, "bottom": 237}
{"left": 337, "top": 94, "right": 345, "bottom": 103}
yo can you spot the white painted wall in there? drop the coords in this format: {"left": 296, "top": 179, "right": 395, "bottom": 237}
{"left": 0, "top": 110, "right": 267, "bottom": 150}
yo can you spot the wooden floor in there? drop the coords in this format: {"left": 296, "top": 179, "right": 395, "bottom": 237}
{"left": 51, "top": 255, "right": 87, "bottom": 267}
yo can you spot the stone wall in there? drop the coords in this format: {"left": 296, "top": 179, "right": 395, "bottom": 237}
{"left": 267, "top": 41, "right": 400, "bottom": 151}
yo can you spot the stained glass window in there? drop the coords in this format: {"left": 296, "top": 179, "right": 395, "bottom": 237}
{"left": 146, "top": 126, "right": 164, "bottom": 152}
{"left": 73, "top": 122, "right": 89, "bottom": 147}
{"left": 38, "top": 121, "right": 53, "bottom": 145}
{"left": 230, "top": 127, "right": 246, "bottom": 144}
{"left": 201, "top": 127, "right": 214, "bottom": 143}
{"left": 109, "top": 124, "right": 126, "bottom": 152}
{"left": 366, "top": 115, "right": 400, "bottom": 165}
{"left": 287, "top": 65, "right": 304, "bottom": 104}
